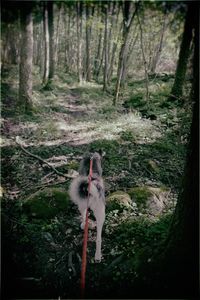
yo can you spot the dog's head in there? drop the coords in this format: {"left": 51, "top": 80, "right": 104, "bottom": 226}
{"left": 79, "top": 150, "right": 105, "bottom": 176}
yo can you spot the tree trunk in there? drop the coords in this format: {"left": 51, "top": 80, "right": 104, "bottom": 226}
{"left": 76, "top": 1, "right": 83, "bottom": 83}
{"left": 160, "top": 15, "right": 198, "bottom": 296}
{"left": 169, "top": 4, "right": 195, "bottom": 102}
{"left": 113, "top": 3, "right": 138, "bottom": 105}
{"left": 121, "top": 30, "right": 139, "bottom": 83}
{"left": 18, "top": 3, "right": 33, "bottom": 113}
{"left": 107, "top": 3, "right": 121, "bottom": 84}
{"left": 150, "top": 12, "right": 167, "bottom": 74}
{"left": 93, "top": 6, "right": 103, "bottom": 79}
{"left": 137, "top": 10, "right": 149, "bottom": 102}
{"left": 43, "top": 2, "right": 49, "bottom": 85}
{"left": 85, "top": 3, "right": 91, "bottom": 82}
{"left": 48, "top": 1, "right": 55, "bottom": 81}
{"left": 103, "top": 4, "right": 109, "bottom": 91}
{"left": 55, "top": 4, "right": 62, "bottom": 68}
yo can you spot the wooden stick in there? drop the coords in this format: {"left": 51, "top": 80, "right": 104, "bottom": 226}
{"left": 15, "top": 139, "right": 73, "bottom": 179}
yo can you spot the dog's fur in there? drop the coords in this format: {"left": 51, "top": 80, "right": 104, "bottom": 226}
{"left": 69, "top": 152, "right": 105, "bottom": 262}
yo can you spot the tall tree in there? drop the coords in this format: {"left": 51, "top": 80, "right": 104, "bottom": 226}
{"left": 18, "top": 2, "right": 33, "bottom": 113}
{"left": 48, "top": 1, "right": 55, "bottom": 82}
{"left": 42, "top": 2, "right": 50, "bottom": 85}
{"left": 85, "top": 3, "right": 92, "bottom": 81}
{"left": 150, "top": 11, "right": 167, "bottom": 74}
{"left": 160, "top": 14, "right": 198, "bottom": 295}
{"left": 76, "top": 1, "right": 83, "bottom": 83}
{"left": 137, "top": 9, "right": 149, "bottom": 102}
{"left": 113, "top": 1, "right": 138, "bottom": 105}
{"left": 169, "top": 4, "right": 195, "bottom": 102}
{"left": 103, "top": 3, "right": 109, "bottom": 91}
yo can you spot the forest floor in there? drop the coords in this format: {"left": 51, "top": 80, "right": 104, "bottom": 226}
{"left": 1, "top": 66, "right": 192, "bottom": 298}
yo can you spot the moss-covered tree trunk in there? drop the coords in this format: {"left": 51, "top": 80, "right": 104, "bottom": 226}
{"left": 169, "top": 4, "right": 195, "bottom": 102}
{"left": 18, "top": 3, "right": 33, "bottom": 113}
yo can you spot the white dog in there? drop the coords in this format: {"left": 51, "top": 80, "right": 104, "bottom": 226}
{"left": 69, "top": 152, "right": 105, "bottom": 262}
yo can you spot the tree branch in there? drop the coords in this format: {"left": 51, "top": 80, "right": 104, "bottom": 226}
{"left": 15, "top": 138, "right": 74, "bottom": 179}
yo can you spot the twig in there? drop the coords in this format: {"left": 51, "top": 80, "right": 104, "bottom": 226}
{"left": 15, "top": 138, "right": 74, "bottom": 179}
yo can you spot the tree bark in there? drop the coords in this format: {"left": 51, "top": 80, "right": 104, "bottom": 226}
{"left": 85, "top": 3, "right": 92, "bottom": 82}
{"left": 48, "top": 1, "right": 55, "bottom": 81}
{"left": 42, "top": 2, "right": 50, "bottom": 85}
{"left": 55, "top": 3, "right": 62, "bottom": 68}
{"left": 160, "top": 15, "right": 198, "bottom": 296}
{"left": 150, "top": 12, "right": 167, "bottom": 74}
{"left": 103, "top": 4, "right": 109, "bottom": 91}
{"left": 137, "top": 10, "right": 149, "bottom": 102}
{"left": 169, "top": 4, "right": 195, "bottom": 102}
{"left": 113, "top": 2, "right": 138, "bottom": 105}
{"left": 76, "top": 1, "right": 83, "bottom": 83}
{"left": 18, "top": 3, "right": 33, "bottom": 113}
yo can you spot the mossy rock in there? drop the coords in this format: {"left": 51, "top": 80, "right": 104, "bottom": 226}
{"left": 128, "top": 186, "right": 170, "bottom": 215}
{"left": 23, "top": 188, "right": 70, "bottom": 219}
{"left": 106, "top": 191, "right": 132, "bottom": 211}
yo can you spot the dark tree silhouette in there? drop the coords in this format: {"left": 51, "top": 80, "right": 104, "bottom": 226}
{"left": 169, "top": 4, "right": 195, "bottom": 102}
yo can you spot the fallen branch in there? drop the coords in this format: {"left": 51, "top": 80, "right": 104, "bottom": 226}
{"left": 15, "top": 138, "right": 74, "bottom": 179}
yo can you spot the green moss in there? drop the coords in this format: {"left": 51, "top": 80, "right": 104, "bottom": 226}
{"left": 128, "top": 187, "right": 152, "bottom": 209}
{"left": 23, "top": 188, "right": 70, "bottom": 219}
{"left": 107, "top": 191, "right": 132, "bottom": 212}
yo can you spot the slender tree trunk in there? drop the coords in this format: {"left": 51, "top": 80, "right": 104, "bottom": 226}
{"left": 113, "top": 3, "right": 138, "bottom": 105}
{"left": 169, "top": 4, "right": 195, "bottom": 102}
{"left": 85, "top": 3, "right": 91, "bottom": 81}
{"left": 55, "top": 4, "right": 62, "bottom": 68}
{"left": 107, "top": 3, "right": 121, "bottom": 83}
{"left": 137, "top": 11, "right": 149, "bottom": 102}
{"left": 48, "top": 1, "right": 55, "bottom": 81}
{"left": 43, "top": 2, "right": 49, "bottom": 85}
{"left": 103, "top": 4, "right": 109, "bottom": 91}
{"left": 121, "top": 30, "right": 139, "bottom": 82}
{"left": 18, "top": 3, "right": 33, "bottom": 113}
{"left": 76, "top": 1, "right": 83, "bottom": 83}
{"left": 150, "top": 13, "right": 167, "bottom": 74}
{"left": 93, "top": 6, "right": 103, "bottom": 79}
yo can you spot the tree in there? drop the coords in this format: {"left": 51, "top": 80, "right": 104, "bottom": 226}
{"left": 76, "top": 1, "right": 83, "bottom": 83}
{"left": 113, "top": 1, "right": 138, "bottom": 105}
{"left": 103, "top": 3, "right": 109, "bottom": 91}
{"left": 150, "top": 11, "right": 167, "bottom": 74}
{"left": 137, "top": 8, "right": 149, "bottom": 102}
{"left": 85, "top": 3, "right": 92, "bottom": 82}
{"left": 42, "top": 2, "right": 50, "bottom": 85}
{"left": 159, "top": 12, "right": 198, "bottom": 296}
{"left": 169, "top": 4, "right": 195, "bottom": 102}
{"left": 18, "top": 2, "right": 33, "bottom": 113}
{"left": 48, "top": 1, "right": 55, "bottom": 82}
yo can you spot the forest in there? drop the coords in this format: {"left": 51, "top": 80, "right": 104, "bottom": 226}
{"left": 1, "top": 0, "right": 199, "bottom": 299}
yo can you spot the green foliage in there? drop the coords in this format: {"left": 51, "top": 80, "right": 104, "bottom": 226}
{"left": 120, "top": 130, "right": 136, "bottom": 142}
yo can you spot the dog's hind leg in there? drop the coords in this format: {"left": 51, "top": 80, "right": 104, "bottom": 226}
{"left": 94, "top": 205, "right": 105, "bottom": 262}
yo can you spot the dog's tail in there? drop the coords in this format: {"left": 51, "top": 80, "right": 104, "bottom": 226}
{"left": 69, "top": 176, "right": 98, "bottom": 205}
